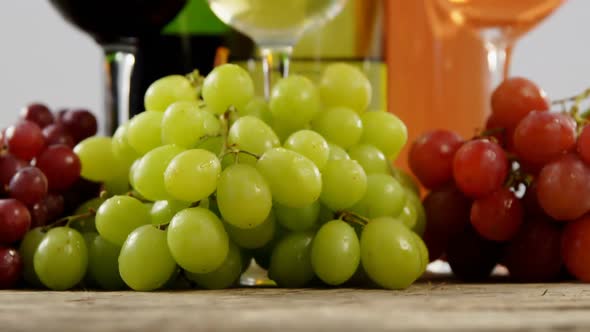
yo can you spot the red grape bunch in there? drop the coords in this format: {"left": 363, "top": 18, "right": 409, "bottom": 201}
{"left": 0, "top": 103, "right": 99, "bottom": 288}
{"left": 410, "top": 77, "right": 590, "bottom": 283}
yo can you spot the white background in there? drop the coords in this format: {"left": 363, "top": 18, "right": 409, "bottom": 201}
{"left": 0, "top": 1, "right": 585, "bottom": 128}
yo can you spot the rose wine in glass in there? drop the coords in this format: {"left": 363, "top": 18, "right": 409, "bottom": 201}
{"left": 431, "top": 0, "right": 565, "bottom": 86}
{"left": 208, "top": 0, "right": 347, "bottom": 97}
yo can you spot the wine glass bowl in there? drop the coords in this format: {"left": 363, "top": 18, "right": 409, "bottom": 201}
{"left": 208, "top": 0, "right": 347, "bottom": 47}
{"left": 208, "top": 0, "right": 348, "bottom": 97}
{"left": 430, "top": 0, "right": 565, "bottom": 83}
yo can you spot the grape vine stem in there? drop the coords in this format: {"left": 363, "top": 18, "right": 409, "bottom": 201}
{"left": 42, "top": 210, "right": 96, "bottom": 231}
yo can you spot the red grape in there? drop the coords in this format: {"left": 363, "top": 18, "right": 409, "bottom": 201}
{"left": 577, "top": 125, "right": 590, "bottom": 166}
{"left": 0, "top": 153, "right": 27, "bottom": 193}
{"left": 423, "top": 186, "right": 471, "bottom": 239}
{"left": 35, "top": 145, "right": 81, "bottom": 191}
{"left": 20, "top": 103, "right": 54, "bottom": 128}
{"left": 8, "top": 167, "right": 48, "bottom": 206}
{"left": 55, "top": 109, "right": 68, "bottom": 123}
{"left": 409, "top": 130, "right": 464, "bottom": 189}
{"left": 503, "top": 217, "right": 563, "bottom": 282}
{"left": 30, "top": 193, "right": 64, "bottom": 227}
{"left": 453, "top": 139, "right": 509, "bottom": 198}
{"left": 0, "top": 199, "right": 31, "bottom": 244}
{"left": 62, "top": 178, "right": 101, "bottom": 213}
{"left": 561, "top": 215, "right": 590, "bottom": 282}
{"left": 470, "top": 189, "right": 523, "bottom": 242}
{"left": 5, "top": 121, "right": 45, "bottom": 161}
{"left": 521, "top": 182, "right": 546, "bottom": 218}
{"left": 536, "top": 154, "right": 590, "bottom": 221}
{"left": 513, "top": 111, "right": 576, "bottom": 169}
{"left": 446, "top": 226, "right": 501, "bottom": 281}
{"left": 491, "top": 77, "right": 550, "bottom": 130}
{"left": 0, "top": 247, "right": 22, "bottom": 289}
{"left": 42, "top": 124, "right": 75, "bottom": 148}
{"left": 61, "top": 109, "right": 97, "bottom": 142}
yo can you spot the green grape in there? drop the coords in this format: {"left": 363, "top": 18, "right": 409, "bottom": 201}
{"left": 250, "top": 224, "right": 288, "bottom": 270}
{"left": 320, "top": 159, "right": 367, "bottom": 211}
{"left": 224, "top": 212, "right": 276, "bottom": 249}
{"left": 161, "top": 101, "right": 221, "bottom": 148}
{"left": 270, "top": 75, "right": 320, "bottom": 130}
{"left": 397, "top": 191, "right": 426, "bottom": 236}
{"left": 128, "top": 158, "right": 141, "bottom": 188}
{"left": 167, "top": 207, "right": 229, "bottom": 273}
{"left": 127, "top": 111, "right": 164, "bottom": 155}
{"left": 71, "top": 197, "right": 105, "bottom": 233}
{"left": 274, "top": 200, "right": 320, "bottom": 232}
{"left": 103, "top": 166, "right": 131, "bottom": 196}
{"left": 19, "top": 227, "right": 46, "bottom": 287}
{"left": 328, "top": 143, "right": 350, "bottom": 161}
{"left": 202, "top": 64, "right": 255, "bottom": 114}
{"left": 195, "top": 135, "right": 224, "bottom": 155}
{"left": 257, "top": 148, "right": 322, "bottom": 208}
{"left": 217, "top": 164, "right": 272, "bottom": 229}
{"left": 351, "top": 174, "right": 406, "bottom": 218}
{"left": 348, "top": 144, "right": 390, "bottom": 175}
{"left": 240, "top": 96, "right": 272, "bottom": 124}
{"left": 84, "top": 232, "right": 125, "bottom": 290}
{"left": 360, "top": 217, "right": 422, "bottom": 289}
{"left": 34, "top": 227, "right": 88, "bottom": 291}
{"left": 112, "top": 123, "right": 140, "bottom": 169}
{"left": 360, "top": 111, "right": 407, "bottom": 159}
{"left": 133, "top": 144, "right": 184, "bottom": 201}
{"left": 312, "top": 107, "right": 362, "bottom": 148}
{"left": 150, "top": 200, "right": 191, "bottom": 226}
{"left": 319, "top": 63, "right": 372, "bottom": 114}
{"left": 119, "top": 225, "right": 177, "bottom": 291}
{"left": 311, "top": 220, "right": 360, "bottom": 285}
{"left": 228, "top": 116, "right": 280, "bottom": 164}
{"left": 185, "top": 241, "right": 242, "bottom": 290}
{"left": 164, "top": 149, "right": 221, "bottom": 202}
{"left": 144, "top": 74, "right": 197, "bottom": 112}
{"left": 411, "top": 232, "right": 429, "bottom": 275}
{"left": 268, "top": 231, "right": 315, "bottom": 287}
{"left": 74, "top": 136, "right": 118, "bottom": 182}
{"left": 284, "top": 130, "right": 329, "bottom": 170}
{"left": 392, "top": 168, "right": 421, "bottom": 197}
{"left": 95, "top": 195, "right": 150, "bottom": 246}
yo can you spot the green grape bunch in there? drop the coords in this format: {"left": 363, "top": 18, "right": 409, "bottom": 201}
{"left": 22, "top": 62, "right": 428, "bottom": 292}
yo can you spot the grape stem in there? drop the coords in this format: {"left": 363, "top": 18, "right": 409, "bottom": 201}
{"left": 185, "top": 70, "right": 205, "bottom": 98}
{"left": 42, "top": 210, "right": 96, "bottom": 231}
{"left": 551, "top": 87, "right": 590, "bottom": 131}
{"left": 337, "top": 211, "right": 369, "bottom": 227}
{"left": 125, "top": 191, "right": 152, "bottom": 203}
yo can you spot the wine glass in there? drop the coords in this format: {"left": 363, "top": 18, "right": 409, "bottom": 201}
{"left": 427, "top": 0, "right": 565, "bottom": 90}
{"left": 48, "top": 0, "right": 188, "bottom": 134}
{"left": 207, "top": 0, "right": 348, "bottom": 98}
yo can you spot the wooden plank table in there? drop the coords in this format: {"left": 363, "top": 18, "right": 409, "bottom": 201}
{"left": 2, "top": 282, "right": 590, "bottom": 332}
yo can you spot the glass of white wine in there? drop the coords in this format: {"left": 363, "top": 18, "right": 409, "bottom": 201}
{"left": 208, "top": 0, "right": 348, "bottom": 98}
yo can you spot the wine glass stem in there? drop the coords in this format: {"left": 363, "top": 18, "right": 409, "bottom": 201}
{"left": 481, "top": 31, "right": 514, "bottom": 91}
{"left": 102, "top": 44, "right": 137, "bottom": 135}
{"left": 260, "top": 46, "right": 293, "bottom": 99}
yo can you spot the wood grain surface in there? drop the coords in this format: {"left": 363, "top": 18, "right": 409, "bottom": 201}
{"left": 2, "top": 282, "right": 590, "bottom": 332}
